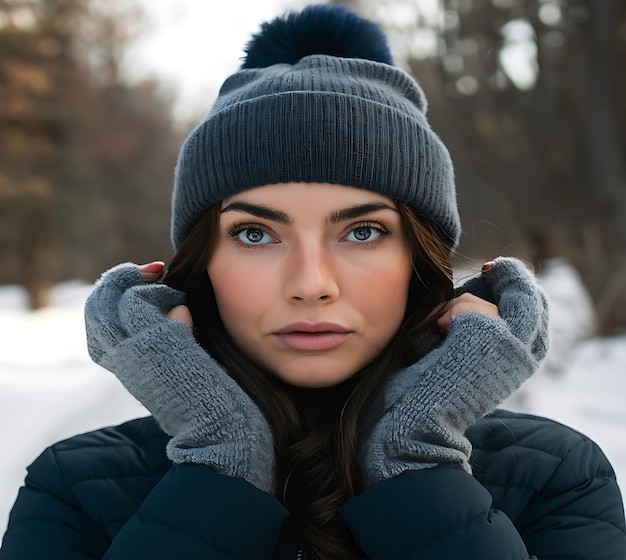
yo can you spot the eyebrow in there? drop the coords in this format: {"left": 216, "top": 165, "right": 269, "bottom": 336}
{"left": 220, "top": 201, "right": 397, "bottom": 225}
{"left": 221, "top": 201, "right": 291, "bottom": 224}
{"left": 326, "top": 202, "right": 398, "bottom": 225}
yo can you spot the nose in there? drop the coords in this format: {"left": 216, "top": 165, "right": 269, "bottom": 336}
{"left": 284, "top": 241, "right": 339, "bottom": 304}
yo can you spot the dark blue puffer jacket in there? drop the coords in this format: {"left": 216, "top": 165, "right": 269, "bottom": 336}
{"left": 1, "top": 409, "right": 625, "bottom": 559}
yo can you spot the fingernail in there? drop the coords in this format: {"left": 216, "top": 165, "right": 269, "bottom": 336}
{"left": 138, "top": 261, "right": 165, "bottom": 273}
{"left": 481, "top": 262, "right": 493, "bottom": 273}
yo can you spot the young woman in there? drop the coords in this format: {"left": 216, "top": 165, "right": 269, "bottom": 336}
{"left": 1, "top": 5, "right": 625, "bottom": 559}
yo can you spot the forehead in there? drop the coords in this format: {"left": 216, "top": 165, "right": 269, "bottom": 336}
{"left": 220, "top": 182, "right": 397, "bottom": 210}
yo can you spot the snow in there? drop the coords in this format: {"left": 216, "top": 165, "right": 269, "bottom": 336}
{"left": 1, "top": 261, "right": 625, "bottom": 536}
{"left": 0, "top": 282, "right": 148, "bottom": 535}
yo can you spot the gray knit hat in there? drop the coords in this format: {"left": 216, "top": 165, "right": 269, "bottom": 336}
{"left": 171, "top": 5, "right": 460, "bottom": 249}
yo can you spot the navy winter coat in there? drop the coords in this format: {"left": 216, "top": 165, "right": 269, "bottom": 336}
{"left": 1, "top": 409, "right": 625, "bottom": 559}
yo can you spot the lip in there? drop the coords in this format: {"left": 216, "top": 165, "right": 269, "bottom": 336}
{"left": 274, "top": 322, "right": 352, "bottom": 351}
{"left": 275, "top": 321, "right": 351, "bottom": 334}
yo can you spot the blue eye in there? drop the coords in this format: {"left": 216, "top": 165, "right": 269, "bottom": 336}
{"left": 345, "top": 226, "right": 380, "bottom": 243}
{"left": 237, "top": 228, "right": 274, "bottom": 245}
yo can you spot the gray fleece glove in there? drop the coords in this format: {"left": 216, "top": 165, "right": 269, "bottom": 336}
{"left": 360, "top": 257, "right": 549, "bottom": 486}
{"left": 84, "top": 263, "right": 275, "bottom": 494}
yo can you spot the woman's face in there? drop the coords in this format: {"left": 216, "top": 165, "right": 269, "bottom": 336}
{"left": 207, "top": 182, "right": 413, "bottom": 388}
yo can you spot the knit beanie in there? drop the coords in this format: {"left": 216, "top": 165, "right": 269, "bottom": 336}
{"left": 171, "top": 4, "right": 460, "bottom": 250}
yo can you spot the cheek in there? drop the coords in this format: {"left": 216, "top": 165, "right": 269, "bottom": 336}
{"left": 208, "top": 252, "right": 274, "bottom": 331}
{"left": 360, "top": 257, "right": 412, "bottom": 321}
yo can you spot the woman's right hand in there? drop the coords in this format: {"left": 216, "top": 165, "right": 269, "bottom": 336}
{"left": 137, "top": 262, "right": 194, "bottom": 327}
{"left": 85, "top": 262, "right": 276, "bottom": 494}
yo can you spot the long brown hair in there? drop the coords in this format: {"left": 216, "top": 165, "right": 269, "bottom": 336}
{"left": 163, "top": 199, "right": 454, "bottom": 559}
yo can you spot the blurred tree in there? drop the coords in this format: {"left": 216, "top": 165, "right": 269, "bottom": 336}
{"left": 0, "top": 0, "right": 182, "bottom": 308}
{"left": 333, "top": 0, "right": 626, "bottom": 334}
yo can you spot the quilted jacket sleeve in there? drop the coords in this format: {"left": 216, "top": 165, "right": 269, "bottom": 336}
{"left": 0, "top": 447, "right": 289, "bottom": 560}
{"left": 0, "top": 446, "right": 110, "bottom": 560}
{"left": 341, "top": 412, "right": 626, "bottom": 560}
{"left": 512, "top": 432, "right": 626, "bottom": 559}
{"left": 468, "top": 411, "right": 626, "bottom": 560}
{"left": 340, "top": 465, "right": 536, "bottom": 560}
{"left": 103, "top": 464, "right": 288, "bottom": 559}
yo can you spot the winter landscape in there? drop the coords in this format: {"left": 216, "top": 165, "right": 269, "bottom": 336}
{"left": 1, "top": 258, "right": 625, "bottom": 535}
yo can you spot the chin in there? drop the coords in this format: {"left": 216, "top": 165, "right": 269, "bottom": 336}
{"left": 272, "top": 364, "right": 358, "bottom": 389}
{"left": 285, "top": 377, "right": 350, "bottom": 389}
{"left": 253, "top": 351, "right": 371, "bottom": 389}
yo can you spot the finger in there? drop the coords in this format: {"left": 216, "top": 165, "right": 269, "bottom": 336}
{"left": 451, "top": 293, "right": 499, "bottom": 318}
{"left": 436, "top": 293, "right": 499, "bottom": 331}
{"left": 85, "top": 263, "right": 145, "bottom": 356}
{"left": 436, "top": 307, "right": 452, "bottom": 331}
{"left": 138, "top": 261, "right": 165, "bottom": 283}
{"left": 167, "top": 305, "right": 194, "bottom": 328}
{"left": 118, "top": 284, "right": 186, "bottom": 334}
{"left": 482, "top": 257, "right": 546, "bottom": 345}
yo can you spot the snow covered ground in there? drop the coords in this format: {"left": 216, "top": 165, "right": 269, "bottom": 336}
{"left": 1, "top": 259, "right": 625, "bottom": 536}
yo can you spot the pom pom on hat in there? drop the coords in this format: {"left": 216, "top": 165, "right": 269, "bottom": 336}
{"left": 171, "top": 5, "right": 460, "bottom": 251}
{"left": 241, "top": 4, "right": 394, "bottom": 69}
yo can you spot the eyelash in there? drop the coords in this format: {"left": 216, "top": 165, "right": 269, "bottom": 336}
{"left": 226, "top": 220, "right": 393, "bottom": 249}
{"left": 226, "top": 222, "right": 277, "bottom": 248}
{"left": 342, "top": 221, "right": 392, "bottom": 246}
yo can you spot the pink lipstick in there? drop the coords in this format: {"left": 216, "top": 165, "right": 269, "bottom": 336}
{"left": 274, "top": 322, "right": 351, "bottom": 351}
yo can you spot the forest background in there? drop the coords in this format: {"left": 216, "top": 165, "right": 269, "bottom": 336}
{"left": 1, "top": 0, "right": 625, "bottom": 334}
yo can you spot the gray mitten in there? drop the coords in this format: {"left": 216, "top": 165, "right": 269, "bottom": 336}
{"left": 360, "top": 257, "right": 549, "bottom": 486}
{"left": 84, "top": 263, "right": 275, "bottom": 494}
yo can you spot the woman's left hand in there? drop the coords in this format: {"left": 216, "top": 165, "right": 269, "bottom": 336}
{"left": 436, "top": 292, "right": 499, "bottom": 332}
{"left": 360, "top": 256, "right": 549, "bottom": 486}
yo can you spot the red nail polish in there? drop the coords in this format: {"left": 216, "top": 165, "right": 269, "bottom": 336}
{"left": 139, "top": 261, "right": 165, "bottom": 273}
